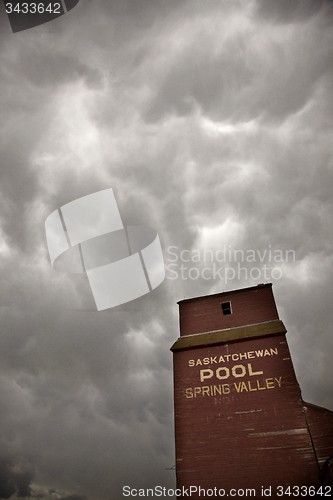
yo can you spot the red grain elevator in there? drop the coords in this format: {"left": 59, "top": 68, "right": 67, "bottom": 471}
{"left": 171, "top": 284, "right": 333, "bottom": 499}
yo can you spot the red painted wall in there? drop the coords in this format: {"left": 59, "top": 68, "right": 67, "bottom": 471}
{"left": 179, "top": 284, "right": 279, "bottom": 337}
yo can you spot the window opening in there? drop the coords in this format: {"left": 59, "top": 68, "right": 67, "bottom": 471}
{"left": 221, "top": 301, "right": 232, "bottom": 315}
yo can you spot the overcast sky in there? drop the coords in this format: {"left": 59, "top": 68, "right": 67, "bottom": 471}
{"left": 1, "top": 0, "right": 333, "bottom": 498}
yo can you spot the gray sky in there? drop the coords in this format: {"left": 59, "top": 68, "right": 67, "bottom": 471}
{"left": 1, "top": 0, "right": 333, "bottom": 498}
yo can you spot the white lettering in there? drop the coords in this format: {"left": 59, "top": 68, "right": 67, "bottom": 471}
{"left": 166, "top": 246, "right": 178, "bottom": 262}
{"left": 123, "top": 486, "right": 131, "bottom": 497}
{"left": 180, "top": 250, "right": 190, "bottom": 262}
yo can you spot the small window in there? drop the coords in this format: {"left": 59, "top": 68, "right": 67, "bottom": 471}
{"left": 221, "top": 301, "right": 232, "bottom": 315}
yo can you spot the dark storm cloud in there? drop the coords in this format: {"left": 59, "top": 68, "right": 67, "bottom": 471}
{"left": 144, "top": 1, "right": 333, "bottom": 124}
{"left": 0, "top": 256, "right": 176, "bottom": 498}
{"left": 0, "top": 33, "right": 103, "bottom": 256}
{"left": 0, "top": 453, "right": 33, "bottom": 499}
{"left": 12, "top": 45, "right": 102, "bottom": 90}
{"left": 255, "top": 0, "right": 330, "bottom": 24}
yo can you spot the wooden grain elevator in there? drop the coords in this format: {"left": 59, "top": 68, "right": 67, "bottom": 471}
{"left": 171, "top": 284, "right": 333, "bottom": 499}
